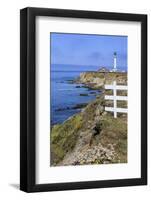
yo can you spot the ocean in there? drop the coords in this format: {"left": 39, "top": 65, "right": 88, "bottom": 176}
{"left": 51, "top": 64, "right": 101, "bottom": 125}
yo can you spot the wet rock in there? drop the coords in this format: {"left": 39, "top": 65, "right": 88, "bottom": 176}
{"left": 73, "top": 103, "right": 88, "bottom": 109}
{"left": 89, "top": 91, "right": 97, "bottom": 94}
{"left": 75, "top": 85, "right": 81, "bottom": 88}
{"left": 79, "top": 93, "right": 89, "bottom": 96}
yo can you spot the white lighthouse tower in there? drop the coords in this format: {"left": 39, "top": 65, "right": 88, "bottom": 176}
{"left": 113, "top": 52, "right": 117, "bottom": 72}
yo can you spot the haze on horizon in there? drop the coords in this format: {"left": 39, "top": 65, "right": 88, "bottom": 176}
{"left": 50, "top": 33, "right": 127, "bottom": 70}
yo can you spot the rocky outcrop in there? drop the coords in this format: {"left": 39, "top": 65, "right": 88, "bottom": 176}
{"left": 75, "top": 71, "right": 127, "bottom": 89}
{"left": 60, "top": 143, "right": 117, "bottom": 166}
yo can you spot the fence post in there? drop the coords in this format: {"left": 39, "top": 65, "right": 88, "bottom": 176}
{"left": 113, "top": 81, "right": 117, "bottom": 118}
{"left": 105, "top": 82, "right": 128, "bottom": 117}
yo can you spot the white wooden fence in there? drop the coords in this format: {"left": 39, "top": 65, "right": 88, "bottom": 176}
{"left": 105, "top": 81, "right": 128, "bottom": 118}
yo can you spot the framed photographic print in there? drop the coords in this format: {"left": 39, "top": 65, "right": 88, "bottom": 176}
{"left": 20, "top": 7, "right": 147, "bottom": 192}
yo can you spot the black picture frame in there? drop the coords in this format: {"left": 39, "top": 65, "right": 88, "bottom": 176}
{"left": 20, "top": 7, "right": 147, "bottom": 192}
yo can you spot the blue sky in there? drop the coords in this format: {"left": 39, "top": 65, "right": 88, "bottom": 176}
{"left": 50, "top": 33, "right": 127, "bottom": 70}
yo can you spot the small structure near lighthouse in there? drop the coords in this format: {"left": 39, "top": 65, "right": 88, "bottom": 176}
{"left": 98, "top": 51, "right": 126, "bottom": 73}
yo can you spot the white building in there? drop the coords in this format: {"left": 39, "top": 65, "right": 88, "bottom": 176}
{"left": 109, "top": 52, "right": 126, "bottom": 73}
{"left": 113, "top": 52, "right": 117, "bottom": 72}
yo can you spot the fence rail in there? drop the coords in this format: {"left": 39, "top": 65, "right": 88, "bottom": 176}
{"left": 105, "top": 84, "right": 128, "bottom": 90}
{"left": 104, "top": 81, "right": 128, "bottom": 118}
{"left": 105, "top": 107, "right": 128, "bottom": 113}
{"left": 105, "top": 95, "right": 128, "bottom": 101}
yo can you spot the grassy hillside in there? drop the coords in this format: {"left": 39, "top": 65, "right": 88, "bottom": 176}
{"left": 51, "top": 94, "right": 127, "bottom": 166}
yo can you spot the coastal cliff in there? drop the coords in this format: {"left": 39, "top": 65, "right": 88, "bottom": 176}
{"left": 51, "top": 70, "right": 127, "bottom": 166}
{"left": 75, "top": 71, "right": 127, "bottom": 89}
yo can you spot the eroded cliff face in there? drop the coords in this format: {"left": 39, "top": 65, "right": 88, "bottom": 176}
{"left": 76, "top": 71, "right": 127, "bottom": 89}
